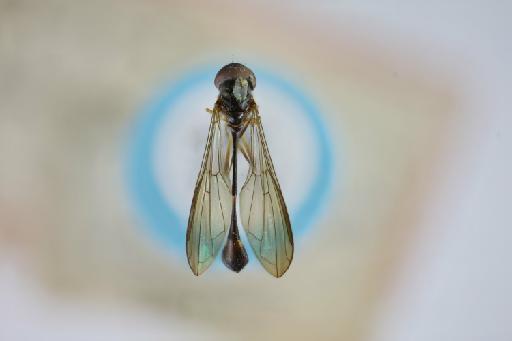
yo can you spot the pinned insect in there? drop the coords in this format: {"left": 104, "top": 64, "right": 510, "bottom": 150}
{"left": 186, "top": 63, "right": 293, "bottom": 277}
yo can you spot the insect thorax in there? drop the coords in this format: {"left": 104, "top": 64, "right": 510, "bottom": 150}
{"left": 216, "top": 97, "right": 256, "bottom": 132}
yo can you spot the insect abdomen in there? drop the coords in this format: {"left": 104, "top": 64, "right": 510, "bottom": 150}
{"left": 222, "top": 233, "right": 248, "bottom": 272}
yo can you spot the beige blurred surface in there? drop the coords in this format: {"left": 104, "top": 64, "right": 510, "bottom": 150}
{"left": 3, "top": 1, "right": 509, "bottom": 340}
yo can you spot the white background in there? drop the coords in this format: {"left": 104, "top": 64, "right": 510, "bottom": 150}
{"left": 307, "top": 2, "right": 512, "bottom": 340}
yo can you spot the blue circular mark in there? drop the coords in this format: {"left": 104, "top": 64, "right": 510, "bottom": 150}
{"left": 125, "top": 65, "right": 334, "bottom": 252}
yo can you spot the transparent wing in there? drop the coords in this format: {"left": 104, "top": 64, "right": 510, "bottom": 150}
{"left": 186, "top": 110, "right": 233, "bottom": 275}
{"left": 239, "top": 110, "right": 294, "bottom": 277}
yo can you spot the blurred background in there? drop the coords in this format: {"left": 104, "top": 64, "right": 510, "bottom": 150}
{"left": 1, "top": 1, "right": 511, "bottom": 340}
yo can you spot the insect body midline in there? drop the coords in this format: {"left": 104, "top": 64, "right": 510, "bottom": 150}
{"left": 221, "top": 127, "right": 249, "bottom": 272}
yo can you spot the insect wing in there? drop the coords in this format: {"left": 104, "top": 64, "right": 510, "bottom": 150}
{"left": 186, "top": 111, "right": 233, "bottom": 275}
{"left": 239, "top": 111, "right": 294, "bottom": 277}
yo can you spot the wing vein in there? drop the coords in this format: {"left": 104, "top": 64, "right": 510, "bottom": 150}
{"left": 186, "top": 110, "right": 233, "bottom": 275}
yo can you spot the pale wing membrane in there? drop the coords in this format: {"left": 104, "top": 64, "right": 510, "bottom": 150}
{"left": 239, "top": 111, "right": 294, "bottom": 277}
{"left": 186, "top": 111, "right": 232, "bottom": 275}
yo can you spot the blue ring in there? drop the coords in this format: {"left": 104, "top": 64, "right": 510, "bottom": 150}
{"left": 125, "top": 65, "right": 335, "bottom": 252}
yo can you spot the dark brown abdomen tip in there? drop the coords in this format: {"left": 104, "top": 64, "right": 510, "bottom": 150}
{"left": 222, "top": 238, "right": 249, "bottom": 273}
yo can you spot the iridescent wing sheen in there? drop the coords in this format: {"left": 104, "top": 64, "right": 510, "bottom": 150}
{"left": 239, "top": 109, "right": 294, "bottom": 277}
{"left": 186, "top": 110, "right": 233, "bottom": 275}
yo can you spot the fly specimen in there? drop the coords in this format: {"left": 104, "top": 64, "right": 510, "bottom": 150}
{"left": 186, "top": 63, "right": 293, "bottom": 277}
